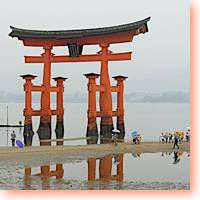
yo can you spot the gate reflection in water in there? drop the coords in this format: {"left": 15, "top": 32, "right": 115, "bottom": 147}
{"left": 23, "top": 153, "right": 124, "bottom": 189}
{"left": 21, "top": 151, "right": 189, "bottom": 190}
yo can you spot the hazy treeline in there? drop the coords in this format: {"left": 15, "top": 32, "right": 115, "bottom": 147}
{"left": 0, "top": 91, "right": 189, "bottom": 103}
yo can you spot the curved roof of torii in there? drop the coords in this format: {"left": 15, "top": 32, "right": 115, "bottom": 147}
{"left": 9, "top": 17, "right": 150, "bottom": 40}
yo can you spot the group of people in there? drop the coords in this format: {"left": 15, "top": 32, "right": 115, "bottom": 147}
{"left": 160, "top": 133, "right": 174, "bottom": 143}
{"left": 160, "top": 128, "right": 190, "bottom": 150}
{"left": 160, "top": 132, "right": 180, "bottom": 149}
{"left": 160, "top": 130, "right": 190, "bottom": 144}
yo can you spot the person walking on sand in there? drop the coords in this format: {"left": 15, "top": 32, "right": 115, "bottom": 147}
{"left": 186, "top": 128, "right": 190, "bottom": 142}
{"left": 165, "top": 133, "right": 169, "bottom": 143}
{"left": 160, "top": 133, "right": 165, "bottom": 144}
{"left": 173, "top": 133, "right": 179, "bottom": 149}
{"left": 112, "top": 129, "right": 120, "bottom": 146}
{"left": 169, "top": 133, "right": 173, "bottom": 143}
{"left": 11, "top": 130, "right": 16, "bottom": 147}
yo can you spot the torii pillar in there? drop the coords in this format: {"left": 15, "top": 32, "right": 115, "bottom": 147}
{"left": 37, "top": 46, "right": 52, "bottom": 146}
{"left": 84, "top": 73, "right": 99, "bottom": 144}
{"left": 113, "top": 75, "right": 128, "bottom": 140}
{"left": 21, "top": 74, "right": 36, "bottom": 146}
{"left": 53, "top": 77, "right": 67, "bottom": 146}
{"left": 99, "top": 44, "right": 114, "bottom": 141}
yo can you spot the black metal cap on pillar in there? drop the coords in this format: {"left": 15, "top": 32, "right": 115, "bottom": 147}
{"left": 52, "top": 77, "right": 68, "bottom": 81}
{"left": 20, "top": 74, "right": 37, "bottom": 80}
{"left": 83, "top": 73, "right": 100, "bottom": 79}
{"left": 112, "top": 75, "right": 128, "bottom": 81}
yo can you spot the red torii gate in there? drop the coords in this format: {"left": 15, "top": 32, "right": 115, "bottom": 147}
{"left": 9, "top": 17, "right": 150, "bottom": 146}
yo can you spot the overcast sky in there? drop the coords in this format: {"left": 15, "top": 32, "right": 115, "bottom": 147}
{"left": 0, "top": 0, "right": 189, "bottom": 94}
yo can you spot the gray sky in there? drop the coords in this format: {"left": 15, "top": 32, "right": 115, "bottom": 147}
{"left": 0, "top": 0, "right": 189, "bottom": 94}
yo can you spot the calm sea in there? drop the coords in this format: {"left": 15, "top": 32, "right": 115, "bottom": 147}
{"left": 0, "top": 103, "right": 189, "bottom": 146}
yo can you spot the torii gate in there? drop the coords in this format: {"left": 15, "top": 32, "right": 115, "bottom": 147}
{"left": 9, "top": 17, "right": 150, "bottom": 146}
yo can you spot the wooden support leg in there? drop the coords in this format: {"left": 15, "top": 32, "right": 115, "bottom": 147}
{"left": 21, "top": 74, "right": 37, "bottom": 146}
{"left": 113, "top": 76, "right": 127, "bottom": 140}
{"left": 53, "top": 77, "right": 67, "bottom": 146}
{"left": 99, "top": 44, "right": 114, "bottom": 142}
{"left": 84, "top": 73, "right": 99, "bottom": 144}
{"left": 38, "top": 46, "right": 52, "bottom": 146}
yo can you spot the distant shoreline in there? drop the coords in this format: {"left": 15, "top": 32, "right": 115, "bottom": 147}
{"left": 0, "top": 91, "right": 190, "bottom": 104}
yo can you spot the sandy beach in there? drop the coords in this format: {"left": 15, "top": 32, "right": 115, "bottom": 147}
{"left": 0, "top": 142, "right": 190, "bottom": 167}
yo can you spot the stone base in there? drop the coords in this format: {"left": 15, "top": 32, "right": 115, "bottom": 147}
{"left": 55, "top": 121, "right": 64, "bottom": 145}
{"left": 100, "top": 124, "right": 113, "bottom": 144}
{"left": 37, "top": 116, "right": 52, "bottom": 146}
{"left": 117, "top": 122, "right": 125, "bottom": 140}
{"left": 86, "top": 126, "right": 98, "bottom": 144}
{"left": 23, "top": 124, "right": 34, "bottom": 146}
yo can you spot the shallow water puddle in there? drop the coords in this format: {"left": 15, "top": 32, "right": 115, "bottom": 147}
{"left": 0, "top": 151, "right": 189, "bottom": 190}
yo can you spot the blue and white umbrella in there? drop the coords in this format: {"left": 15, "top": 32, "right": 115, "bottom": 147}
{"left": 131, "top": 131, "right": 138, "bottom": 138}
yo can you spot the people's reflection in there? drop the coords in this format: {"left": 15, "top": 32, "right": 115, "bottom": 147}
{"left": 173, "top": 151, "right": 183, "bottom": 164}
{"left": 132, "top": 153, "right": 141, "bottom": 158}
{"left": 160, "top": 151, "right": 184, "bottom": 164}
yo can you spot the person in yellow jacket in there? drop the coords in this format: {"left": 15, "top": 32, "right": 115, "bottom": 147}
{"left": 137, "top": 134, "right": 142, "bottom": 144}
{"left": 175, "top": 131, "right": 184, "bottom": 142}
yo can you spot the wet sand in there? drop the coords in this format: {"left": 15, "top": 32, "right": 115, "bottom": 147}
{"left": 0, "top": 142, "right": 190, "bottom": 163}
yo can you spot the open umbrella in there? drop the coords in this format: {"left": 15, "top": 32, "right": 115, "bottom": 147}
{"left": 16, "top": 140, "right": 24, "bottom": 148}
{"left": 112, "top": 128, "right": 120, "bottom": 133}
{"left": 131, "top": 131, "right": 138, "bottom": 138}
